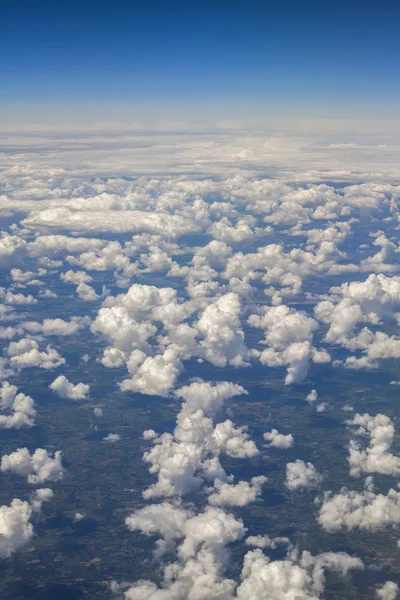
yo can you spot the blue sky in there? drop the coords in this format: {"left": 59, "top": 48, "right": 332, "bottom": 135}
{"left": 2, "top": 0, "right": 400, "bottom": 126}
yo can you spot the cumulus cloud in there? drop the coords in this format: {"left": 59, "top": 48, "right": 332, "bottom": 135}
{"left": 208, "top": 476, "right": 267, "bottom": 507}
{"left": 377, "top": 582, "right": 399, "bottom": 600}
{"left": 49, "top": 375, "right": 90, "bottom": 400}
{"left": 346, "top": 413, "right": 400, "bottom": 477}
{"left": 0, "top": 499, "right": 34, "bottom": 558}
{"left": 1, "top": 447, "right": 63, "bottom": 484}
{"left": 141, "top": 381, "right": 249, "bottom": 499}
{"left": 21, "top": 317, "right": 84, "bottom": 336}
{"left": 306, "top": 389, "right": 318, "bottom": 404}
{"left": 76, "top": 281, "right": 98, "bottom": 301}
{"left": 0, "top": 381, "right": 36, "bottom": 429}
{"left": 0, "top": 490, "right": 53, "bottom": 558}
{"left": 8, "top": 338, "right": 65, "bottom": 370}
{"left": 249, "top": 304, "right": 327, "bottom": 384}
{"left": 319, "top": 487, "right": 400, "bottom": 532}
{"left": 0, "top": 234, "right": 27, "bottom": 269}
{"left": 285, "top": 460, "right": 322, "bottom": 490}
{"left": 263, "top": 428, "right": 294, "bottom": 449}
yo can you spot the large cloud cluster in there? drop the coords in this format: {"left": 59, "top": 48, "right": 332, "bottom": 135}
{"left": 2, "top": 129, "right": 400, "bottom": 594}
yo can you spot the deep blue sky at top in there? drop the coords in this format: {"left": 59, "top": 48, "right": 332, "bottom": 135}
{"left": 1, "top": 0, "right": 400, "bottom": 123}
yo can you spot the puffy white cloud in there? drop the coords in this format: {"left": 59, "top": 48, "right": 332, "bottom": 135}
{"left": 93, "top": 407, "right": 103, "bottom": 417}
{"left": 306, "top": 389, "right": 318, "bottom": 404}
{"left": 315, "top": 275, "right": 400, "bottom": 368}
{"left": 142, "top": 381, "right": 249, "bottom": 499}
{"left": 0, "top": 382, "right": 36, "bottom": 429}
{"left": 49, "top": 375, "right": 90, "bottom": 400}
{"left": 21, "top": 317, "right": 84, "bottom": 336}
{"left": 208, "top": 476, "right": 267, "bottom": 507}
{"left": 1, "top": 447, "right": 63, "bottom": 484}
{"left": 60, "top": 270, "right": 93, "bottom": 284}
{"left": 120, "top": 349, "right": 181, "bottom": 396}
{"left": 0, "top": 499, "right": 34, "bottom": 558}
{"left": 285, "top": 460, "right": 322, "bottom": 491}
{"left": 346, "top": 413, "right": 400, "bottom": 477}
{"left": 319, "top": 487, "right": 400, "bottom": 532}
{"left": 236, "top": 548, "right": 363, "bottom": 600}
{"left": 0, "top": 289, "right": 38, "bottom": 305}
{"left": 249, "top": 304, "right": 325, "bottom": 384}
{"left": 73, "top": 512, "right": 85, "bottom": 522}
{"left": 0, "top": 234, "right": 27, "bottom": 268}
{"left": 196, "top": 293, "right": 250, "bottom": 367}
{"left": 377, "top": 582, "right": 399, "bottom": 600}
{"left": 8, "top": 338, "right": 65, "bottom": 370}
{"left": 176, "top": 380, "right": 247, "bottom": 417}
{"left": 0, "top": 488, "right": 54, "bottom": 558}
{"left": 212, "top": 420, "right": 259, "bottom": 459}
{"left": 28, "top": 235, "right": 106, "bottom": 258}
{"left": 76, "top": 281, "right": 98, "bottom": 301}
{"left": 263, "top": 428, "right": 294, "bottom": 449}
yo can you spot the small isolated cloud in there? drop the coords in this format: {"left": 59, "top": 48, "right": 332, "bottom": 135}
{"left": 93, "top": 407, "right": 103, "bottom": 417}
{"left": 103, "top": 433, "right": 121, "bottom": 443}
{"left": 263, "top": 429, "right": 294, "bottom": 449}
{"left": 285, "top": 460, "right": 322, "bottom": 490}
{"left": 306, "top": 389, "right": 318, "bottom": 404}
{"left": 49, "top": 375, "right": 90, "bottom": 400}
{"left": 1, "top": 447, "right": 63, "bottom": 484}
{"left": 73, "top": 512, "right": 85, "bottom": 522}
{"left": 376, "top": 582, "right": 399, "bottom": 600}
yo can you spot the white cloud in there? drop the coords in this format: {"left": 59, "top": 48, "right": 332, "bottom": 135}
{"left": 0, "top": 499, "right": 34, "bottom": 558}
{"left": 306, "top": 389, "right": 318, "bottom": 404}
{"left": 346, "top": 413, "right": 400, "bottom": 477}
{"left": 245, "top": 534, "right": 290, "bottom": 549}
{"left": 0, "top": 234, "right": 27, "bottom": 269}
{"left": 141, "top": 381, "right": 249, "bottom": 499}
{"left": 21, "top": 317, "right": 84, "bottom": 336}
{"left": 73, "top": 512, "right": 85, "bottom": 522}
{"left": 61, "top": 269, "right": 93, "bottom": 285}
{"left": 0, "top": 489, "right": 53, "bottom": 557}
{"left": 0, "top": 382, "right": 36, "bottom": 429}
{"left": 263, "top": 428, "right": 294, "bottom": 449}
{"left": 377, "top": 582, "right": 399, "bottom": 600}
{"left": 76, "top": 281, "right": 98, "bottom": 301}
{"left": 249, "top": 304, "right": 325, "bottom": 384}
{"left": 1, "top": 447, "right": 63, "bottom": 484}
{"left": 319, "top": 487, "right": 400, "bottom": 532}
{"left": 208, "top": 476, "right": 267, "bottom": 507}
{"left": 103, "top": 433, "right": 121, "bottom": 442}
{"left": 285, "top": 460, "right": 322, "bottom": 490}
{"left": 49, "top": 375, "right": 90, "bottom": 400}
{"left": 8, "top": 338, "right": 65, "bottom": 370}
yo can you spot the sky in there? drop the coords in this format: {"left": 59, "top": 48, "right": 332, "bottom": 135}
{"left": 2, "top": 0, "right": 400, "bottom": 127}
